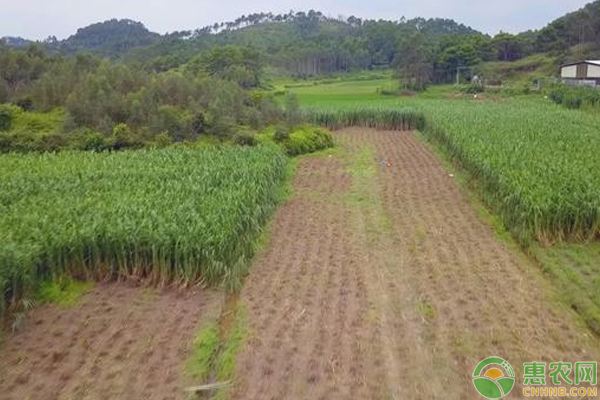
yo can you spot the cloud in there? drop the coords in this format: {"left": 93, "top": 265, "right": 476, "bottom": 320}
{"left": 0, "top": 0, "right": 592, "bottom": 40}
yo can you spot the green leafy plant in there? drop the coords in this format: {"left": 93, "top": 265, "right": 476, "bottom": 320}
{"left": 273, "top": 124, "right": 290, "bottom": 143}
{"left": 0, "top": 104, "right": 21, "bottom": 132}
{"left": 280, "top": 125, "right": 334, "bottom": 156}
{"left": 418, "top": 98, "right": 600, "bottom": 244}
{"left": 547, "top": 85, "right": 600, "bottom": 110}
{"left": 37, "top": 278, "right": 94, "bottom": 307}
{"left": 187, "top": 323, "right": 220, "bottom": 381}
{"left": 233, "top": 133, "right": 258, "bottom": 146}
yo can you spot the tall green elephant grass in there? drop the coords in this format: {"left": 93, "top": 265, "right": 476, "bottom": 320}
{"left": 300, "top": 93, "right": 600, "bottom": 244}
{"left": 0, "top": 145, "right": 288, "bottom": 315}
{"left": 306, "top": 106, "right": 426, "bottom": 131}
{"left": 415, "top": 98, "right": 600, "bottom": 332}
{"left": 416, "top": 98, "right": 600, "bottom": 244}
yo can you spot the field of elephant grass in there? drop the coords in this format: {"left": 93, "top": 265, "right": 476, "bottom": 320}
{"left": 306, "top": 106, "right": 425, "bottom": 131}
{"left": 418, "top": 98, "right": 600, "bottom": 244}
{"left": 293, "top": 81, "right": 600, "bottom": 245}
{"left": 0, "top": 144, "right": 288, "bottom": 316}
{"left": 415, "top": 98, "right": 600, "bottom": 332}
{"left": 285, "top": 75, "right": 600, "bottom": 331}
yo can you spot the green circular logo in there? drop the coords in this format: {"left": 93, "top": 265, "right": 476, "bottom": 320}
{"left": 473, "top": 357, "right": 516, "bottom": 399}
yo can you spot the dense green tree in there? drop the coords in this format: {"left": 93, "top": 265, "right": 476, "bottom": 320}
{"left": 187, "top": 45, "right": 264, "bottom": 88}
{"left": 537, "top": 23, "right": 569, "bottom": 53}
{"left": 492, "top": 32, "right": 524, "bottom": 61}
{"left": 395, "top": 32, "right": 433, "bottom": 90}
{"left": 0, "top": 104, "right": 16, "bottom": 131}
{"left": 283, "top": 94, "right": 302, "bottom": 127}
{"left": 435, "top": 44, "right": 481, "bottom": 81}
{"left": 536, "top": 1, "right": 600, "bottom": 53}
{"left": 118, "top": 12, "right": 486, "bottom": 76}
{"left": 2, "top": 4, "right": 600, "bottom": 152}
{"left": 5, "top": 3, "right": 600, "bottom": 78}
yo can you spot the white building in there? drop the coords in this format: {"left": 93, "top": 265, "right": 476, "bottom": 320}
{"left": 560, "top": 60, "right": 600, "bottom": 87}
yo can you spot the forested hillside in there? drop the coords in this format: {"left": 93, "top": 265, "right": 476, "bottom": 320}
{"left": 55, "top": 19, "right": 160, "bottom": 56}
{"left": 4, "top": 2, "right": 600, "bottom": 79}
{"left": 2, "top": 20, "right": 160, "bottom": 57}
{"left": 127, "top": 12, "right": 485, "bottom": 76}
{"left": 536, "top": 1, "right": 600, "bottom": 54}
{"left": 0, "top": 40, "right": 286, "bottom": 152}
{"left": 2, "top": 2, "right": 600, "bottom": 152}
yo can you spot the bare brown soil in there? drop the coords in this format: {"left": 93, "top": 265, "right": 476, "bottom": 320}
{"left": 231, "top": 154, "right": 387, "bottom": 400}
{"left": 0, "top": 283, "right": 221, "bottom": 400}
{"left": 232, "top": 128, "right": 600, "bottom": 400}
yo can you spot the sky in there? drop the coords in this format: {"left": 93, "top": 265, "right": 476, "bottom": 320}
{"left": 1, "top": 0, "right": 593, "bottom": 40}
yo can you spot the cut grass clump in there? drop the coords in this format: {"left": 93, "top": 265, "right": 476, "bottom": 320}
{"left": 188, "top": 323, "right": 221, "bottom": 382}
{"left": 186, "top": 302, "right": 248, "bottom": 400}
{"left": 37, "top": 278, "right": 93, "bottom": 308}
{"left": 215, "top": 305, "right": 247, "bottom": 383}
{"left": 415, "top": 300, "right": 437, "bottom": 322}
{"left": 0, "top": 145, "right": 288, "bottom": 316}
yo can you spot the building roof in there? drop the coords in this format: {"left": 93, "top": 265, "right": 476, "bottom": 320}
{"left": 561, "top": 60, "right": 600, "bottom": 68}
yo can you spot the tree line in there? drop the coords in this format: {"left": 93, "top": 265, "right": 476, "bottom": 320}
{"left": 2, "top": 3, "right": 600, "bottom": 150}
{"left": 0, "top": 42, "right": 295, "bottom": 152}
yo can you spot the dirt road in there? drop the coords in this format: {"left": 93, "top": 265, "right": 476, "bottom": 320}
{"left": 232, "top": 128, "right": 599, "bottom": 400}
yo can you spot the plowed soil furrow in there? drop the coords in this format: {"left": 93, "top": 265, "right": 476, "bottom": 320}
{"left": 234, "top": 157, "right": 388, "bottom": 400}
{"left": 349, "top": 129, "right": 600, "bottom": 398}
{"left": 233, "top": 128, "right": 600, "bottom": 400}
{"left": 0, "top": 284, "right": 222, "bottom": 400}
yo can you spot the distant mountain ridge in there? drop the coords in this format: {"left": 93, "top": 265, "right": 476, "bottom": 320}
{"left": 2, "top": 19, "right": 160, "bottom": 57}
{"left": 55, "top": 19, "right": 160, "bottom": 56}
{"left": 2, "top": 2, "right": 600, "bottom": 67}
{"left": 1, "top": 36, "right": 33, "bottom": 47}
{"left": 2, "top": 13, "right": 480, "bottom": 58}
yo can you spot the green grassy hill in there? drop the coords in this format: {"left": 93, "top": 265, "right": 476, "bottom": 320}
{"left": 476, "top": 53, "right": 558, "bottom": 84}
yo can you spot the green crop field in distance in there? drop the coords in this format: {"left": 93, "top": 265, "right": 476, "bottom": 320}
{"left": 274, "top": 70, "right": 400, "bottom": 107}
{"left": 288, "top": 79, "right": 398, "bottom": 106}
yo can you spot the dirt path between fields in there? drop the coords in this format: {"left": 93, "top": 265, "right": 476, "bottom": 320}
{"left": 0, "top": 284, "right": 222, "bottom": 400}
{"left": 232, "top": 128, "right": 600, "bottom": 400}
